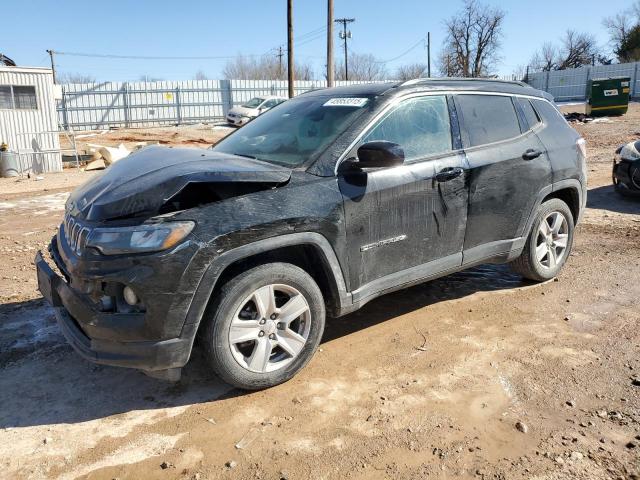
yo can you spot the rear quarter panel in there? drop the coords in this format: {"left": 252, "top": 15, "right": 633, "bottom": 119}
{"left": 532, "top": 99, "right": 584, "bottom": 187}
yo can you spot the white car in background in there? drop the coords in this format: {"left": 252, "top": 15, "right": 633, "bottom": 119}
{"left": 226, "top": 96, "right": 287, "bottom": 126}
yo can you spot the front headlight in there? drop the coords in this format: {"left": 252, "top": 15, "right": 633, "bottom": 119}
{"left": 86, "top": 221, "right": 195, "bottom": 255}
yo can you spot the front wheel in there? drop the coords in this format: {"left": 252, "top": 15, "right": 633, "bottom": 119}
{"left": 510, "top": 198, "right": 575, "bottom": 282}
{"left": 201, "top": 262, "right": 325, "bottom": 390}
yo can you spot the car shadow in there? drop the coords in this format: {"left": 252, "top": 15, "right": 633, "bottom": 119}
{"left": 0, "top": 264, "right": 532, "bottom": 429}
{"left": 587, "top": 184, "right": 640, "bottom": 214}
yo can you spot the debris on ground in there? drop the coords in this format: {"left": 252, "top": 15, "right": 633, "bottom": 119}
{"left": 515, "top": 421, "right": 529, "bottom": 433}
{"left": 564, "top": 112, "right": 593, "bottom": 123}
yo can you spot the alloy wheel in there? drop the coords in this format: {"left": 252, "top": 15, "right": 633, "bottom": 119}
{"left": 228, "top": 284, "right": 311, "bottom": 373}
{"left": 535, "top": 211, "right": 569, "bottom": 269}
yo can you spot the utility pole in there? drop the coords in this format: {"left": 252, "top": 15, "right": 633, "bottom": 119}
{"left": 326, "top": 0, "right": 334, "bottom": 87}
{"left": 427, "top": 32, "right": 431, "bottom": 78}
{"left": 287, "top": 0, "right": 294, "bottom": 98}
{"left": 46, "top": 49, "right": 57, "bottom": 84}
{"left": 276, "top": 46, "right": 285, "bottom": 79}
{"left": 335, "top": 18, "right": 355, "bottom": 80}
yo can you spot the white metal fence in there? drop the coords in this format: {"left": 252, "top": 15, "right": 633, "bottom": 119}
{"left": 57, "top": 79, "right": 383, "bottom": 130}
{"left": 527, "top": 61, "right": 640, "bottom": 102}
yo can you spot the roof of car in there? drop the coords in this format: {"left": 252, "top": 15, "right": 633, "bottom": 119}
{"left": 300, "top": 78, "right": 551, "bottom": 100}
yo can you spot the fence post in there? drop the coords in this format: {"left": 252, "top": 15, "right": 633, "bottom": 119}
{"left": 61, "top": 85, "right": 69, "bottom": 130}
{"left": 175, "top": 86, "right": 182, "bottom": 125}
{"left": 220, "top": 79, "right": 233, "bottom": 117}
{"left": 633, "top": 62, "right": 640, "bottom": 100}
{"left": 122, "top": 82, "right": 130, "bottom": 128}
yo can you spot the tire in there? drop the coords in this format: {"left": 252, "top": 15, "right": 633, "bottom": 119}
{"left": 201, "top": 262, "right": 325, "bottom": 390}
{"left": 510, "top": 198, "right": 575, "bottom": 282}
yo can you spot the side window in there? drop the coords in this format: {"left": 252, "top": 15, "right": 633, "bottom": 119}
{"left": 518, "top": 98, "right": 541, "bottom": 129}
{"left": 456, "top": 95, "right": 521, "bottom": 147}
{"left": 362, "top": 95, "right": 452, "bottom": 161}
{"left": 262, "top": 99, "right": 277, "bottom": 109}
{"left": 0, "top": 86, "right": 37, "bottom": 110}
{"left": 13, "top": 86, "right": 37, "bottom": 110}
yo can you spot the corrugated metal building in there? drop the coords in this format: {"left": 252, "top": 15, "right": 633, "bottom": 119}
{"left": 0, "top": 66, "right": 62, "bottom": 173}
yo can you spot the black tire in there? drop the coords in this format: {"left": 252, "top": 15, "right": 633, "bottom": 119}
{"left": 510, "top": 198, "right": 575, "bottom": 282}
{"left": 201, "top": 262, "right": 325, "bottom": 390}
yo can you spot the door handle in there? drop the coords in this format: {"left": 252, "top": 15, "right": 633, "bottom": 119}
{"left": 522, "top": 148, "right": 542, "bottom": 160}
{"left": 435, "top": 167, "right": 464, "bottom": 182}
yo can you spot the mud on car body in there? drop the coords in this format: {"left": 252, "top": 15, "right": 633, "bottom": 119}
{"left": 36, "top": 79, "right": 587, "bottom": 389}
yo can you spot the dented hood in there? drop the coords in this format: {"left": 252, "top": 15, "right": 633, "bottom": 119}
{"left": 67, "top": 146, "right": 291, "bottom": 222}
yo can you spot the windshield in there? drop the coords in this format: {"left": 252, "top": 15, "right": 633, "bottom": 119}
{"left": 242, "top": 97, "right": 265, "bottom": 108}
{"left": 214, "top": 95, "right": 372, "bottom": 167}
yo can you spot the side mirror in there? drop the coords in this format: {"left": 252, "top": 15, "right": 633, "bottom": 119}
{"left": 353, "top": 141, "right": 405, "bottom": 169}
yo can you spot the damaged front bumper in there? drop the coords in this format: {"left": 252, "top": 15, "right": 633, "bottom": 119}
{"left": 35, "top": 240, "right": 199, "bottom": 378}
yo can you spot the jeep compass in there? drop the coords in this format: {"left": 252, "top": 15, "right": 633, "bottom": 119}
{"left": 36, "top": 79, "right": 587, "bottom": 389}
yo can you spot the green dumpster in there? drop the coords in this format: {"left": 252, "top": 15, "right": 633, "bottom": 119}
{"left": 586, "top": 77, "right": 630, "bottom": 116}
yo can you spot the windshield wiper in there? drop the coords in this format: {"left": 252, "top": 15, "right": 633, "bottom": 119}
{"left": 231, "top": 153, "right": 258, "bottom": 160}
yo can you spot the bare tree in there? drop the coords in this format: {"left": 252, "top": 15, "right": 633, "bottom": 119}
{"left": 222, "top": 54, "right": 313, "bottom": 80}
{"left": 57, "top": 72, "right": 96, "bottom": 84}
{"left": 438, "top": 0, "right": 505, "bottom": 77}
{"left": 193, "top": 70, "right": 208, "bottom": 80}
{"left": 530, "top": 42, "right": 558, "bottom": 71}
{"left": 335, "top": 53, "right": 388, "bottom": 81}
{"left": 529, "top": 31, "right": 601, "bottom": 71}
{"left": 395, "top": 63, "right": 427, "bottom": 81}
{"left": 557, "top": 30, "right": 599, "bottom": 69}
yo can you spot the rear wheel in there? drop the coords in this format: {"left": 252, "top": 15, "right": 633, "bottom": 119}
{"left": 202, "top": 262, "right": 325, "bottom": 390}
{"left": 510, "top": 198, "right": 574, "bottom": 282}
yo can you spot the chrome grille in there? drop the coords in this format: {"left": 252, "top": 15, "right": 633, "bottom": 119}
{"left": 63, "top": 214, "right": 91, "bottom": 255}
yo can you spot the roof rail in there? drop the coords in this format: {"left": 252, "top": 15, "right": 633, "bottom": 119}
{"left": 400, "top": 77, "right": 530, "bottom": 88}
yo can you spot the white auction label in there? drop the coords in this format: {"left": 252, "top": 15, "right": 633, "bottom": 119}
{"left": 323, "top": 97, "right": 369, "bottom": 107}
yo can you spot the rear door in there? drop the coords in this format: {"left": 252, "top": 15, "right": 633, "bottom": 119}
{"left": 454, "top": 93, "right": 552, "bottom": 262}
{"left": 338, "top": 94, "right": 468, "bottom": 297}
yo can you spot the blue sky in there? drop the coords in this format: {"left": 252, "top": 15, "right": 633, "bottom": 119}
{"left": 4, "top": 0, "right": 631, "bottom": 81}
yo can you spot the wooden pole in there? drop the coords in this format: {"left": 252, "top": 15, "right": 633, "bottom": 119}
{"left": 287, "top": 0, "right": 294, "bottom": 98}
{"left": 327, "top": 0, "right": 334, "bottom": 87}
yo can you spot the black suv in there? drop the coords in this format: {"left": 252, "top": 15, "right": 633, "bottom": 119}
{"left": 36, "top": 79, "right": 587, "bottom": 389}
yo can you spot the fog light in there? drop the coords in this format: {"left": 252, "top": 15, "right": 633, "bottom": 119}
{"left": 123, "top": 286, "right": 139, "bottom": 306}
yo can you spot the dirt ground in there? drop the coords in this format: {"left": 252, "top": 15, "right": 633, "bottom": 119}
{"left": 58, "top": 123, "right": 234, "bottom": 154}
{"left": 0, "top": 105, "right": 639, "bottom": 480}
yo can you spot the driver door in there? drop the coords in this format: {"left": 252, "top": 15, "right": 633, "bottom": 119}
{"left": 338, "top": 95, "right": 469, "bottom": 300}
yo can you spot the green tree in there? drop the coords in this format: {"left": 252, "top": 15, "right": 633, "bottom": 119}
{"left": 616, "top": 24, "right": 640, "bottom": 62}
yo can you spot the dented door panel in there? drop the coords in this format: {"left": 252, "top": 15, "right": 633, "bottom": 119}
{"left": 462, "top": 133, "right": 552, "bottom": 249}
{"left": 339, "top": 152, "right": 468, "bottom": 290}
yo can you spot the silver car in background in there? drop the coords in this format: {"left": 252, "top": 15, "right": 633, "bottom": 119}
{"left": 226, "top": 95, "right": 287, "bottom": 126}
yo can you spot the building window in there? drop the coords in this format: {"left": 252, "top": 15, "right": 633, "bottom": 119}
{"left": 0, "top": 86, "right": 11, "bottom": 109}
{"left": 0, "top": 85, "right": 38, "bottom": 110}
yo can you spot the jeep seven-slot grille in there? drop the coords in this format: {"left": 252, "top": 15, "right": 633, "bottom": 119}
{"left": 63, "top": 214, "right": 91, "bottom": 255}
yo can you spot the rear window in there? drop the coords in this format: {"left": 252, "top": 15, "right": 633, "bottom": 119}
{"left": 457, "top": 95, "right": 521, "bottom": 147}
{"left": 531, "top": 99, "right": 567, "bottom": 126}
{"left": 518, "top": 98, "right": 541, "bottom": 129}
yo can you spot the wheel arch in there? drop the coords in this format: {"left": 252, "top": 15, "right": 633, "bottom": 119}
{"left": 523, "top": 180, "right": 583, "bottom": 240}
{"left": 185, "top": 233, "right": 351, "bottom": 336}
{"left": 543, "top": 184, "right": 581, "bottom": 224}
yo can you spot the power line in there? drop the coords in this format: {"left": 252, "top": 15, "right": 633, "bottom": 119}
{"left": 373, "top": 38, "right": 425, "bottom": 64}
{"left": 54, "top": 51, "right": 257, "bottom": 60}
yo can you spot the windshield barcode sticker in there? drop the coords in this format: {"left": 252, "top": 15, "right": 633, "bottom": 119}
{"left": 323, "top": 98, "right": 368, "bottom": 107}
